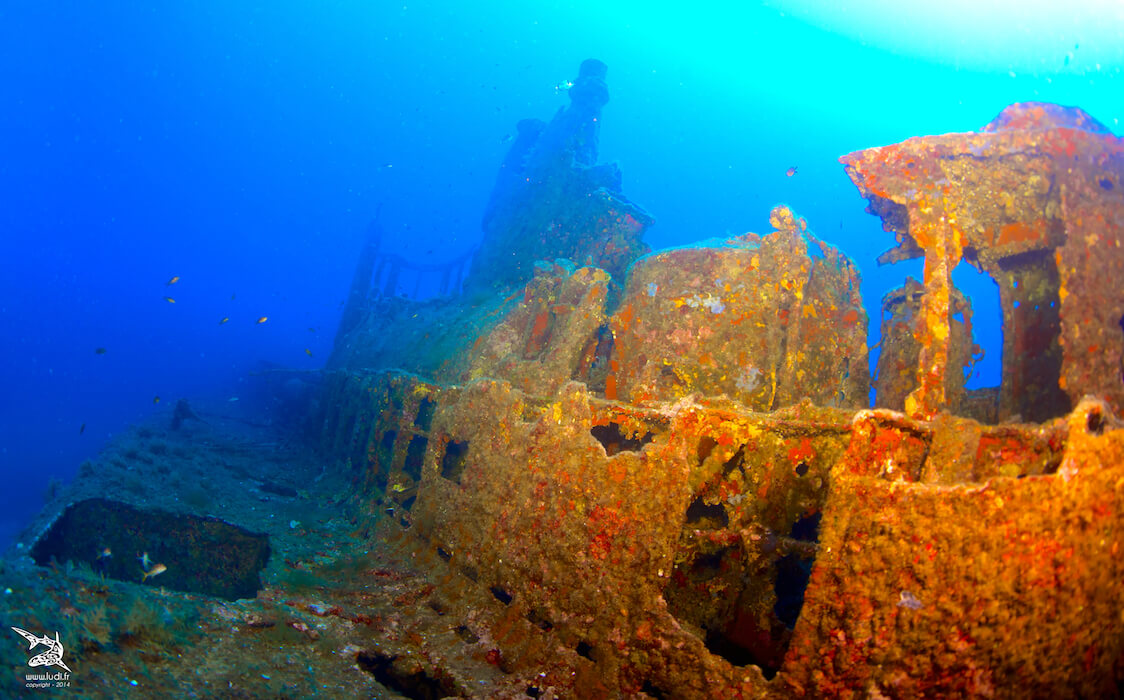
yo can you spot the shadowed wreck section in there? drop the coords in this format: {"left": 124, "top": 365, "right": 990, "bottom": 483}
{"left": 308, "top": 89, "right": 1124, "bottom": 698}
{"left": 31, "top": 498, "right": 271, "bottom": 601}
{"left": 467, "top": 57, "right": 654, "bottom": 294}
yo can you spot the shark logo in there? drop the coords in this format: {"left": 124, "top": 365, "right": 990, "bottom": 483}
{"left": 11, "top": 627, "right": 73, "bottom": 673}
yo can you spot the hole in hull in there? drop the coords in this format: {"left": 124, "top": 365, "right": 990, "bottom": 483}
{"left": 590, "top": 422, "right": 654, "bottom": 455}
{"left": 413, "top": 396, "right": 436, "bottom": 431}
{"left": 665, "top": 504, "right": 823, "bottom": 679}
{"left": 684, "top": 496, "right": 729, "bottom": 528}
{"left": 404, "top": 436, "right": 428, "bottom": 481}
{"left": 356, "top": 649, "right": 461, "bottom": 699}
{"left": 440, "top": 440, "right": 469, "bottom": 483}
{"left": 490, "top": 586, "right": 513, "bottom": 605}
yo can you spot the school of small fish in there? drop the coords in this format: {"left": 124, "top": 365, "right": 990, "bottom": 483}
{"left": 83, "top": 272, "right": 325, "bottom": 433}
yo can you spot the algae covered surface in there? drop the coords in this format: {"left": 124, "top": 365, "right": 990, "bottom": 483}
{"left": 4, "top": 53, "right": 1124, "bottom": 699}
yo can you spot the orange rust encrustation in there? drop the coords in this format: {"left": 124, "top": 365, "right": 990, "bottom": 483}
{"left": 842, "top": 101, "right": 1124, "bottom": 422}
{"left": 316, "top": 92, "right": 1124, "bottom": 698}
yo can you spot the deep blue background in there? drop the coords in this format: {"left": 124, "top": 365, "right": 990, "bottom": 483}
{"left": 2, "top": 2, "right": 1121, "bottom": 544}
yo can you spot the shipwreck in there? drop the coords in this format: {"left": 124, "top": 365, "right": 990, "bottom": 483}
{"left": 12, "top": 60, "right": 1123, "bottom": 698}
{"left": 312, "top": 60, "right": 1124, "bottom": 697}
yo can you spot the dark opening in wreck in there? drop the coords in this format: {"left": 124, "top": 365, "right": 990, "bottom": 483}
{"left": 31, "top": 498, "right": 271, "bottom": 601}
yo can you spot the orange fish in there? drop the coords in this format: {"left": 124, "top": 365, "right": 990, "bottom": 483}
{"left": 153, "top": 396, "right": 160, "bottom": 404}
{"left": 141, "top": 563, "right": 167, "bottom": 581}
{"left": 219, "top": 317, "right": 229, "bottom": 325}
{"left": 164, "top": 297, "right": 175, "bottom": 304}
{"left": 256, "top": 316, "right": 268, "bottom": 324}
{"left": 785, "top": 166, "right": 798, "bottom": 177}
{"left": 166, "top": 276, "right": 180, "bottom": 286}
{"left": 305, "top": 349, "right": 313, "bottom": 357}
{"left": 97, "top": 547, "right": 111, "bottom": 560}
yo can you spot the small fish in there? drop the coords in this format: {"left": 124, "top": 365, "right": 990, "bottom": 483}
{"left": 141, "top": 563, "right": 167, "bottom": 582}
{"left": 166, "top": 276, "right": 180, "bottom": 286}
{"left": 256, "top": 316, "right": 268, "bottom": 324}
{"left": 164, "top": 297, "right": 175, "bottom": 304}
{"left": 304, "top": 348, "right": 313, "bottom": 357}
{"left": 307, "top": 327, "right": 316, "bottom": 333}
{"left": 138, "top": 552, "right": 152, "bottom": 568}
{"left": 97, "top": 547, "right": 111, "bottom": 560}
{"left": 785, "top": 166, "right": 798, "bottom": 177}
{"left": 95, "top": 347, "right": 107, "bottom": 355}
{"left": 897, "top": 590, "right": 923, "bottom": 610}
{"left": 228, "top": 396, "right": 239, "bottom": 402}
{"left": 390, "top": 483, "right": 408, "bottom": 493}
{"left": 231, "top": 293, "right": 236, "bottom": 300}
{"left": 79, "top": 423, "right": 86, "bottom": 434}
{"left": 219, "top": 317, "right": 229, "bottom": 325}
{"left": 153, "top": 396, "right": 160, "bottom": 404}
{"left": 500, "top": 133, "right": 513, "bottom": 144}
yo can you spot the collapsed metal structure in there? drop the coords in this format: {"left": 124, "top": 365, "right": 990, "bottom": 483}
{"left": 845, "top": 102, "right": 1124, "bottom": 422}
{"left": 320, "top": 76, "right": 1124, "bottom": 698}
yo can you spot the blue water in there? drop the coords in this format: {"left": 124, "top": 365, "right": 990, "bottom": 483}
{"left": 2, "top": 3, "right": 1121, "bottom": 544}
